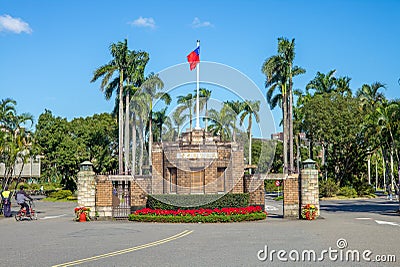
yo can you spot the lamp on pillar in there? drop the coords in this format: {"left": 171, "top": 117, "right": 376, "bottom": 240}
{"left": 80, "top": 161, "right": 93, "bottom": 172}
{"left": 302, "top": 158, "right": 316, "bottom": 170}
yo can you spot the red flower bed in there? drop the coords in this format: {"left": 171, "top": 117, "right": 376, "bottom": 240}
{"left": 134, "top": 206, "right": 263, "bottom": 217}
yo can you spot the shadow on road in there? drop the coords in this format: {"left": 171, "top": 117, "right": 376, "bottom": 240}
{"left": 321, "top": 197, "right": 400, "bottom": 217}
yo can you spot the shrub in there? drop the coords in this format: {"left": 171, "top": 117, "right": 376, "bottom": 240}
{"left": 264, "top": 180, "right": 281, "bottom": 192}
{"left": 353, "top": 180, "right": 376, "bottom": 197}
{"left": 49, "top": 190, "right": 73, "bottom": 200}
{"left": 338, "top": 186, "right": 357, "bottom": 198}
{"left": 128, "top": 206, "right": 267, "bottom": 223}
{"left": 147, "top": 194, "right": 249, "bottom": 210}
{"left": 319, "top": 178, "right": 339, "bottom": 197}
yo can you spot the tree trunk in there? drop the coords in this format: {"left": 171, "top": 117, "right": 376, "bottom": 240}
{"left": 131, "top": 112, "right": 137, "bottom": 175}
{"left": 282, "top": 84, "right": 288, "bottom": 175}
{"left": 233, "top": 121, "right": 236, "bottom": 142}
{"left": 205, "top": 101, "right": 208, "bottom": 131}
{"left": 148, "top": 102, "right": 153, "bottom": 167}
{"left": 138, "top": 120, "right": 144, "bottom": 175}
{"left": 124, "top": 91, "right": 130, "bottom": 174}
{"left": 118, "top": 73, "right": 124, "bottom": 174}
{"left": 288, "top": 79, "right": 294, "bottom": 174}
{"left": 296, "top": 133, "right": 301, "bottom": 173}
{"left": 248, "top": 115, "right": 252, "bottom": 174}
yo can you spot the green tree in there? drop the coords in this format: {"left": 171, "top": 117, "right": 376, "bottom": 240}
{"left": 356, "top": 82, "right": 386, "bottom": 111}
{"left": 198, "top": 88, "right": 212, "bottom": 130}
{"left": 301, "top": 93, "right": 368, "bottom": 185}
{"left": 91, "top": 39, "right": 130, "bottom": 174}
{"left": 123, "top": 50, "right": 149, "bottom": 174}
{"left": 172, "top": 108, "right": 188, "bottom": 139}
{"left": 207, "top": 106, "right": 236, "bottom": 141}
{"left": 224, "top": 100, "right": 244, "bottom": 142}
{"left": 240, "top": 100, "right": 260, "bottom": 170}
{"left": 262, "top": 37, "right": 305, "bottom": 173}
{"left": 0, "top": 99, "right": 34, "bottom": 189}
{"left": 177, "top": 93, "right": 194, "bottom": 131}
{"left": 306, "top": 70, "right": 337, "bottom": 95}
{"left": 141, "top": 73, "right": 169, "bottom": 166}
{"left": 152, "top": 107, "right": 172, "bottom": 142}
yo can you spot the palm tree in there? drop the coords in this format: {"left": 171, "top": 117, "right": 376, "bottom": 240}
{"left": 240, "top": 100, "right": 260, "bottom": 171}
{"left": 1, "top": 110, "right": 33, "bottom": 189}
{"left": 130, "top": 90, "right": 150, "bottom": 175}
{"left": 91, "top": 39, "right": 130, "bottom": 174}
{"left": 262, "top": 37, "right": 305, "bottom": 174}
{"left": 377, "top": 101, "right": 400, "bottom": 177}
{"left": 335, "top": 76, "right": 352, "bottom": 96}
{"left": 0, "top": 98, "right": 17, "bottom": 130}
{"left": 207, "top": 107, "right": 235, "bottom": 141}
{"left": 124, "top": 50, "right": 149, "bottom": 174}
{"left": 306, "top": 70, "right": 337, "bottom": 95}
{"left": 141, "top": 73, "right": 169, "bottom": 166}
{"left": 278, "top": 38, "right": 305, "bottom": 174}
{"left": 224, "top": 100, "right": 244, "bottom": 142}
{"left": 172, "top": 108, "right": 188, "bottom": 139}
{"left": 152, "top": 107, "right": 172, "bottom": 142}
{"left": 131, "top": 91, "right": 150, "bottom": 175}
{"left": 198, "top": 88, "right": 212, "bottom": 130}
{"left": 177, "top": 93, "right": 194, "bottom": 131}
{"left": 356, "top": 82, "right": 386, "bottom": 110}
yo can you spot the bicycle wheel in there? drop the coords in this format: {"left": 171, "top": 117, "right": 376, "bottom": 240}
{"left": 15, "top": 214, "right": 21, "bottom": 221}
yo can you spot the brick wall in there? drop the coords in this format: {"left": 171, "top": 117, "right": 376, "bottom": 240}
{"left": 243, "top": 174, "right": 265, "bottom": 207}
{"left": 283, "top": 174, "right": 299, "bottom": 219}
{"left": 130, "top": 178, "right": 151, "bottom": 208}
{"left": 95, "top": 176, "right": 112, "bottom": 207}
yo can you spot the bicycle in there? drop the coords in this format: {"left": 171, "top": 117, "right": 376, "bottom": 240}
{"left": 15, "top": 200, "right": 37, "bottom": 221}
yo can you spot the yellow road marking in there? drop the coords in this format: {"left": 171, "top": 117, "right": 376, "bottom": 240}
{"left": 52, "top": 230, "right": 193, "bottom": 267}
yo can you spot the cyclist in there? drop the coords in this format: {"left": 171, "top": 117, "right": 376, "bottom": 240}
{"left": 15, "top": 185, "right": 33, "bottom": 217}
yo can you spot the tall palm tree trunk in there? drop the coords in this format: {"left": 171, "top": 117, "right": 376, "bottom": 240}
{"left": 233, "top": 121, "right": 236, "bottom": 142}
{"left": 148, "top": 101, "right": 153, "bottom": 167}
{"left": 124, "top": 91, "right": 130, "bottom": 174}
{"left": 288, "top": 82, "right": 294, "bottom": 173}
{"left": 282, "top": 85, "right": 289, "bottom": 175}
{"left": 138, "top": 120, "right": 144, "bottom": 175}
{"left": 118, "top": 75, "right": 124, "bottom": 174}
{"left": 205, "top": 102, "right": 208, "bottom": 131}
{"left": 131, "top": 112, "right": 137, "bottom": 175}
{"left": 248, "top": 116, "right": 253, "bottom": 174}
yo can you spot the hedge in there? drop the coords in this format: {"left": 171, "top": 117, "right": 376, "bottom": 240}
{"left": 146, "top": 193, "right": 249, "bottom": 210}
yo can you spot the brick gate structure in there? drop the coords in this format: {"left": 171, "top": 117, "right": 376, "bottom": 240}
{"left": 77, "top": 131, "right": 319, "bottom": 220}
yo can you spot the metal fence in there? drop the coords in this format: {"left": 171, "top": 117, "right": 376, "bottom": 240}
{"left": 111, "top": 180, "right": 131, "bottom": 219}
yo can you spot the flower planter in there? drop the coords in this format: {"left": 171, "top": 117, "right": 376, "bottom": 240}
{"left": 79, "top": 212, "right": 87, "bottom": 222}
{"left": 75, "top": 206, "right": 90, "bottom": 222}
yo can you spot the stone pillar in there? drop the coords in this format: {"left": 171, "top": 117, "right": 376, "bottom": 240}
{"left": 300, "top": 168, "right": 320, "bottom": 217}
{"left": 283, "top": 174, "right": 299, "bottom": 219}
{"left": 77, "top": 161, "right": 96, "bottom": 217}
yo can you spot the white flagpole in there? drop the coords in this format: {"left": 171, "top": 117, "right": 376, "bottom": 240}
{"left": 195, "top": 40, "right": 201, "bottom": 130}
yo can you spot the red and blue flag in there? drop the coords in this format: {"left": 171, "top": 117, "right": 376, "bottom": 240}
{"left": 187, "top": 46, "right": 200, "bottom": 70}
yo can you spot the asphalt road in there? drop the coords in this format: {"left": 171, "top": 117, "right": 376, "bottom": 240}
{"left": 0, "top": 196, "right": 399, "bottom": 267}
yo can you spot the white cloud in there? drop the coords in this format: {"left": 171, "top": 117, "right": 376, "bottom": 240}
{"left": 130, "top": 16, "right": 156, "bottom": 29}
{"left": 191, "top": 17, "right": 213, "bottom": 28}
{"left": 0, "top": 14, "right": 32, "bottom": 34}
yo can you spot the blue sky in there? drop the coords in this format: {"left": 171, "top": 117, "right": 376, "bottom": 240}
{"left": 1, "top": 0, "right": 400, "bottom": 136}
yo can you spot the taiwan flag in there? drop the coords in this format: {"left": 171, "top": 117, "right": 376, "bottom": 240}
{"left": 187, "top": 46, "right": 200, "bottom": 70}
